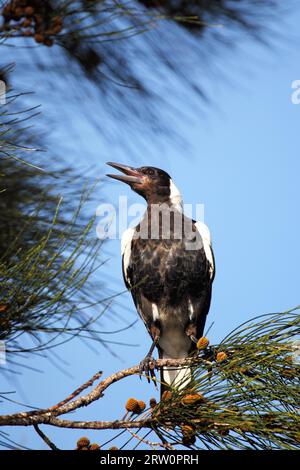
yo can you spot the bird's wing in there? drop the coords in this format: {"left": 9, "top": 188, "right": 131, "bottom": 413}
{"left": 194, "top": 220, "right": 215, "bottom": 282}
{"left": 121, "top": 227, "right": 135, "bottom": 289}
{"left": 180, "top": 219, "right": 215, "bottom": 338}
{"left": 121, "top": 228, "right": 157, "bottom": 337}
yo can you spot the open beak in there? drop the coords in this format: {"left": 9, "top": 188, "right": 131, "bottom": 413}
{"left": 106, "top": 162, "right": 145, "bottom": 185}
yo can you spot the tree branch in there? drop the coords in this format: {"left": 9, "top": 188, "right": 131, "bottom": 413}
{"left": 33, "top": 424, "right": 60, "bottom": 450}
{"left": 0, "top": 357, "right": 207, "bottom": 429}
{"left": 47, "top": 417, "right": 152, "bottom": 430}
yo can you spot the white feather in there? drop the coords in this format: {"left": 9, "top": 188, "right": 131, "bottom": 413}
{"left": 159, "top": 329, "right": 192, "bottom": 390}
{"left": 152, "top": 303, "right": 160, "bottom": 322}
{"left": 121, "top": 227, "right": 135, "bottom": 285}
{"left": 162, "top": 352, "right": 191, "bottom": 389}
{"left": 188, "top": 298, "right": 195, "bottom": 321}
{"left": 169, "top": 179, "right": 183, "bottom": 211}
{"left": 195, "top": 221, "right": 214, "bottom": 280}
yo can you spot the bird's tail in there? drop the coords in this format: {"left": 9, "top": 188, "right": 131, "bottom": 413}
{"left": 160, "top": 352, "right": 192, "bottom": 398}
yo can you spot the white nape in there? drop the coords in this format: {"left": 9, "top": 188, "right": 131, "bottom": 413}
{"left": 169, "top": 179, "right": 183, "bottom": 211}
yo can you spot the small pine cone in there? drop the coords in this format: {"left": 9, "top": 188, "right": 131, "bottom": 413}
{"left": 182, "top": 434, "right": 196, "bottom": 446}
{"left": 25, "top": 6, "right": 34, "bottom": 17}
{"left": 196, "top": 336, "right": 209, "bottom": 350}
{"left": 181, "top": 393, "right": 205, "bottom": 405}
{"left": 43, "top": 37, "right": 53, "bottom": 47}
{"left": 149, "top": 397, "right": 157, "bottom": 408}
{"left": 181, "top": 424, "right": 195, "bottom": 435}
{"left": 13, "top": 7, "right": 24, "bottom": 19}
{"left": 77, "top": 437, "right": 90, "bottom": 449}
{"left": 216, "top": 351, "right": 228, "bottom": 362}
{"left": 161, "top": 391, "right": 172, "bottom": 401}
{"left": 109, "top": 446, "right": 119, "bottom": 450}
{"left": 34, "top": 33, "right": 44, "bottom": 43}
{"left": 137, "top": 400, "right": 146, "bottom": 413}
{"left": 89, "top": 443, "right": 101, "bottom": 451}
{"left": 51, "top": 24, "right": 62, "bottom": 34}
{"left": 125, "top": 398, "right": 139, "bottom": 413}
{"left": 181, "top": 425, "right": 196, "bottom": 445}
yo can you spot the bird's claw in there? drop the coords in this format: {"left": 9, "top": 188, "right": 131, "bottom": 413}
{"left": 190, "top": 335, "right": 198, "bottom": 344}
{"left": 139, "top": 356, "right": 157, "bottom": 384}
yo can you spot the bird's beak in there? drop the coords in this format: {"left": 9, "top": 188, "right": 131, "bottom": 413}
{"left": 106, "top": 162, "right": 145, "bottom": 185}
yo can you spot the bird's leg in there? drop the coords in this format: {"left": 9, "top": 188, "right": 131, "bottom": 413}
{"left": 139, "top": 325, "right": 160, "bottom": 384}
{"left": 185, "top": 324, "right": 198, "bottom": 345}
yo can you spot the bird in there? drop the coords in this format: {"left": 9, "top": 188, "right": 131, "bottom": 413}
{"left": 106, "top": 162, "right": 215, "bottom": 396}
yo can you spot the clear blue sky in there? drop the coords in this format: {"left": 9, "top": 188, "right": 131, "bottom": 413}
{"left": 1, "top": 7, "right": 300, "bottom": 449}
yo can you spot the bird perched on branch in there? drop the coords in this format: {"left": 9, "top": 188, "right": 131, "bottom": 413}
{"left": 107, "top": 163, "right": 215, "bottom": 396}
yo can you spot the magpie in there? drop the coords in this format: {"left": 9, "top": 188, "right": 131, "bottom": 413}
{"left": 106, "top": 162, "right": 215, "bottom": 395}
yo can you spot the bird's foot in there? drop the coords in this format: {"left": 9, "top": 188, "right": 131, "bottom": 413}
{"left": 190, "top": 335, "right": 198, "bottom": 344}
{"left": 185, "top": 325, "right": 198, "bottom": 345}
{"left": 139, "top": 355, "right": 157, "bottom": 385}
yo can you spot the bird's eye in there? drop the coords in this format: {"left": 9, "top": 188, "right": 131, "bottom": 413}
{"left": 147, "top": 169, "right": 155, "bottom": 176}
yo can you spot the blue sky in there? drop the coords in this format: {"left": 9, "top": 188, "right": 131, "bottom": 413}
{"left": 1, "top": 7, "right": 300, "bottom": 450}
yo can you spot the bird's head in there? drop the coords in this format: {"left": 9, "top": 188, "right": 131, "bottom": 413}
{"left": 106, "top": 162, "right": 182, "bottom": 206}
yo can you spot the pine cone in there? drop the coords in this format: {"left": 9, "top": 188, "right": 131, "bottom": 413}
{"left": 125, "top": 398, "right": 139, "bottom": 413}
{"left": 181, "top": 393, "right": 205, "bottom": 405}
{"left": 77, "top": 437, "right": 90, "bottom": 449}
{"left": 196, "top": 336, "right": 209, "bottom": 350}
{"left": 216, "top": 351, "right": 228, "bottom": 362}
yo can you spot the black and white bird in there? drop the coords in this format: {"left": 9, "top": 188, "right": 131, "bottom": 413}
{"left": 107, "top": 163, "right": 215, "bottom": 395}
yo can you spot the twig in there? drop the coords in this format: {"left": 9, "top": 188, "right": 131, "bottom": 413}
{"left": 33, "top": 424, "right": 60, "bottom": 451}
{"left": 49, "top": 370, "right": 103, "bottom": 411}
{"left": 127, "top": 428, "right": 173, "bottom": 450}
{"left": 47, "top": 417, "right": 152, "bottom": 430}
{"left": 152, "top": 425, "right": 175, "bottom": 450}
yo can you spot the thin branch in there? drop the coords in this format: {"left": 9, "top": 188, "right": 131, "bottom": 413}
{"left": 33, "top": 424, "right": 60, "bottom": 451}
{"left": 47, "top": 417, "right": 152, "bottom": 430}
{"left": 48, "top": 370, "right": 103, "bottom": 412}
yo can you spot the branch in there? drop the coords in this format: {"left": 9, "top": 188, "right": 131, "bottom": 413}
{"left": 33, "top": 424, "right": 60, "bottom": 450}
{"left": 48, "top": 370, "right": 103, "bottom": 412}
{"left": 0, "top": 357, "right": 207, "bottom": 429}
{"left": 47, "top": 417, "right": 152, "bottom": 430}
